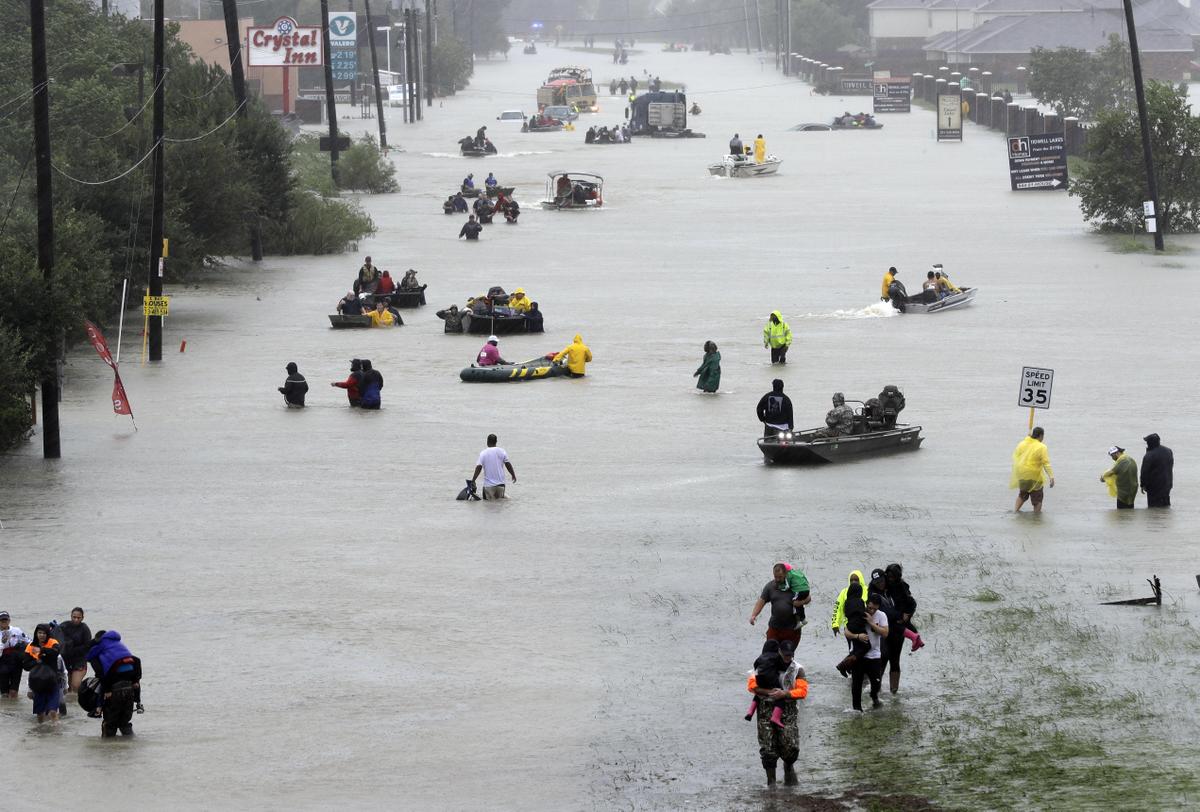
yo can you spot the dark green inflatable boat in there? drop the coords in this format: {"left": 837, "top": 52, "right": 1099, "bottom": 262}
{"left": 459, "top": 356, "right": 569, "bottom": 383}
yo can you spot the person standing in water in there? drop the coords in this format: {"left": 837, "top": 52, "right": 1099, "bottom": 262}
{"left": 1140, "top": 433, "right": 1173, "bottom": 507}
{"left": 1100, "top": 446, "right": 1138, "bottom": 509}
{"left": 58, "top": 607, "right": 92, "bottom": 697}
{"left": 359, "top": 360, "right": 383, "bottom": 410}
{"left": 553, "top": 334, "right": 592, "bottom": 377}
{"left": 845, "top": 594, "right": 888, "bottom": 711}
{"left": 87, "top": 630, "right": 142, "bottom": 738}
{"left": 471, "top": 434, "right": 516, "bottom": 500}
{"left": 279, "top": 362, "right": 308, "bottom": 408}
{"left": 762, "top": 311, "right": 791, "bottom": 364}
{"left": 693, "top": 341, "right": 720, "bottom": 393}
{"left": 747, "top": 638, "right": 807, "bottom": 786}
{"left": 1011, "top": 426, "right": 1054, "bottom": 512}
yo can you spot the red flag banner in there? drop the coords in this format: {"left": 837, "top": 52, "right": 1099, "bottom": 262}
{"left": 83, "top": 320, "right": 133, "bottom": 417}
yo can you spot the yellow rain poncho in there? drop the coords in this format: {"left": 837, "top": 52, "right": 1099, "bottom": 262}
{"left": 1010, "top": 435, "right": 1054, "bottom": 491}
{"left": 754, "top": 136, "right": 766, "bottom": 163}
{"left": 1102, "top": 453, "right": 1139, "bottom": 503}
{"left": 553, "top": 334, "right": 592, "bottom": 374}
{"left": 881, "top": 270, "right": 895, "bottom": 299}
{"left": 509, "top": 288, "right": 531, "bottom": 313}
{"left": 831, "top": 569, "right": 868, "bottom": 633}
{"left": 763, "top": 311, "right": 792, "bottom": 348}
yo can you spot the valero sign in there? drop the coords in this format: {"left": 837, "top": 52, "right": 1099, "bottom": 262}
{"left": 247, "top": 17, "right": 324, "bottom": 67}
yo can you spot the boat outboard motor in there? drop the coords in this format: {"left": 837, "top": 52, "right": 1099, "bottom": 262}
{"left": 887, "top": 280, "right": 908, "bottom": 312}
{"left": 487, "top": 286, "right": 509, "bottom": 305}
{"left": 877, "top": 385, "right": 906, "bottom": 427}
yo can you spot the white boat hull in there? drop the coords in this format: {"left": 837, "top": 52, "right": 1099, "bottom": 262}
{"left": 708, "top": 155, "right": 782, "bottom": 178}
{"left": 902, "top": 287, "right": 978, "bottom": 314}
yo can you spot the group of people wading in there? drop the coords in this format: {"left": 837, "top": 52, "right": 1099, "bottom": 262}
{"left": 745, "top": 563, "right": 921, "bottom": 786}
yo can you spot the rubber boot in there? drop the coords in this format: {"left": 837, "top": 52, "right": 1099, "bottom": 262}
{"left": 889, "top": 670, "right": 901, "bottom": 695}
{"left": 910, "top": 634, "right": 925, "bottom": 653}
{"left": 745, "top": 699, "right": 758, "bottom": 721}
{"left": 770, "top": 705, "right": 785, "bottom": 729}
{"left": 783, "top": 762, "right": 798, "bottom": 786}
{"left": 764, "top": 764, "right": 777, "bottom": 787}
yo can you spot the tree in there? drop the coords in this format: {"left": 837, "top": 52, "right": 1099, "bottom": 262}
{"left": 1070, "top": 81, "right": 1200, "bottom": 234}
{"left": 1029, "top": 35, "right": 1133, "bottom": 120}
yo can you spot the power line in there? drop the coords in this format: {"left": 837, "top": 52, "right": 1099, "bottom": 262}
{"left": 0, "top": 149, "right": 34, "bottom": 237}
{"left": 164, "top": 98, "right": 245, "bottom": 142}
{"left": 51, "top": 138, "right": 161, "bottom": 186}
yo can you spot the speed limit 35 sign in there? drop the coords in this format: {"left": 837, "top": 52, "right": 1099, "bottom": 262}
{"left": 1018, "top": 367, "right": 1054, "bottom": 409}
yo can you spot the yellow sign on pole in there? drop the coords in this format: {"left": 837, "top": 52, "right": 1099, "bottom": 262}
{"left": 143, "top": 295, "right": 170, "bottom": 316}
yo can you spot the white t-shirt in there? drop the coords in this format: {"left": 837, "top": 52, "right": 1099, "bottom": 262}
{"left": 477, "top": 446, "right": 510, "bottom": 486}
{"left": 866, "top": 609, "right": 888, "bottom": 659}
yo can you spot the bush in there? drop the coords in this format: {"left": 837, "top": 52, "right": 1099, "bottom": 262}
{"left": 337, "top": 135, "right": 399, "bottom": 193}
{"left": 0, "top": 322, "right": 34, "bottom": 452}
{"left": 432, "top": 35, "right": 472, "bottom": 95}
{"left": 262, "top": 192, "right": 376, "bottom": 255}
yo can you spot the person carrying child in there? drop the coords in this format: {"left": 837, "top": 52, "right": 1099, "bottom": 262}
{"left": 745, "top": 639, "right": 808, "bottom": 786}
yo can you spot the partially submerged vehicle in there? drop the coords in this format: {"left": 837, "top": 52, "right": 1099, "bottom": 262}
{"left": 789, "top": 123, "right": 832, "bottom": 132}
{"left": 708, "top": 154, "right": 782, "bottom": 177}
{"left": 628, "top": 91, "right": 705, "bottom": 138}
{"left": 537, "top": 67, "right": 598, "bottom": 112}
{"left": 758, "top": 386, "right": 922, "bottom": 464}
{"left": 460, "top": 355, "right": 569, "bottom": 383}
{"left": 540, "top": 171, "right": 603, "bottom": 210}
{"left": 523, "top": 42, "right": 537, "bottom": 55}
{"left": 496, "top": 109, "right": 526, "bottom": 125}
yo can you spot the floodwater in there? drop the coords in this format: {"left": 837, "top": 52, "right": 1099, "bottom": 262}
{"left": 2, "top": 43, "right": 1199, "bottom": 811}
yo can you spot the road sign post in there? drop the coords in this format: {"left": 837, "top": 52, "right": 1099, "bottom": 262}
{"left": 1018, "top": 366, "right": 1053, "bottom": 430}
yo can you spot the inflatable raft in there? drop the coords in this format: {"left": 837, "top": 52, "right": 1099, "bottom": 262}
{"left": 460, "top": 356, "right": 568, "bottom": 383}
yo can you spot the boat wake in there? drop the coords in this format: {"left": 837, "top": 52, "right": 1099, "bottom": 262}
{"left": 799, "top": 301, "right": 898, "bottom": 320}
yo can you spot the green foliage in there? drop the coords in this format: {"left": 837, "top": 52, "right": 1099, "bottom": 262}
{"left": 261, "top": 191, "right": 375, "bottom": 256}
{"left": 791, "top": 0, "right": 862, "bottom": 53}
{"left": 1071, "top": 81, "right": 1200, "bottom": 234}
{"left": 0, "top": 322, "right": 35, "bottom": 451}
{"left": 337, "top": 135, "right": 399, "bottom": 193}
{"left": 1029, "top": 35, "right": 1132, "bottom": 120}
{"left": 431, "top": 35, "right": 472, "bottom": 96}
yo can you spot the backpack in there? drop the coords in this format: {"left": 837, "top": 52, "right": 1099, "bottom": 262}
{"left": 77, "top": 676, "right": 101, "bottom": 714}
{"left": 28, "top": 660, "right": 57, "bottom": 694}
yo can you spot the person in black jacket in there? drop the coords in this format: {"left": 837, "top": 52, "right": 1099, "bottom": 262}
{"left": 880, "top": 563, "right": 917, "bottom": 695}
{"left": 525, "top": 302, "right": 544, "bottom": 333}
{"left": 1140, "top": 433, "right": 1173, "bottom": 507}
{"left": 459, "top": 215, "right": 483, "bottom": 240}
{"left": 57, "top": 607, "right": 92, "bottom": 697}
{"left": 279, "top": 362, "right": 308, "bottom": 408}
{"left": 756, "top": 379, "right": 793, "bottom": 438}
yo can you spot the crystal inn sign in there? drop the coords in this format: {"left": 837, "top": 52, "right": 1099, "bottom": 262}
{"left": 247, "top": 17, "right": 325, "bottom": 66}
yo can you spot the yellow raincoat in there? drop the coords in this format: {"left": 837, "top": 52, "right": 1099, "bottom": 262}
{"left": 553, "top": 334, "right": 592, "bottom": 374}
{"left": 831, "top": 570, "right": 868, "bottom": 633}
{"left": 754, "top": 136, "right": 766, "bottom": 163}
{"left": 366, "top": 309, "right": 395, "bottom": 327}
{"left": 1102, "top": 453, "right": 1138, "bottom": 503}
{"left": 936, "top": 275, "right": 961, "bottom": 294}
{"left": 881, "top": 270, "right": 895, "bottom": 299}
{"left": 1010, "top": 436, "right": 1054, "bottom": 490}
{"left": 763, "top": 311, "right": 792, "bottom": 348}
{"left": 509, "top": 288, "right": 531, "bottom": 313}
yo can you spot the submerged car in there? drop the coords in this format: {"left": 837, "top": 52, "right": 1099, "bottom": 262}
{"left": 496, "top": 109, "right": 526, "bottom": 124}
{"left": 541, "top": 104, "right": 579, "bottom": 122}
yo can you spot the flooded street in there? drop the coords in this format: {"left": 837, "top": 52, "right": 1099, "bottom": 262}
{"left": 2, "top": 43, "right": 1199, "bottom": 810}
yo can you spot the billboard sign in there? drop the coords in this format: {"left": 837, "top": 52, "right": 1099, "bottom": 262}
{"left": 873, "top": 78, "right": 911, "bottom": 113}
{"left": 937, "top": 93, "right": 962, "bottom": 141}
{"left": 1007, "top": 133, "right": 1068, "bottom": 191}
{"left": 247, "top": 17, "right": 323, "bottom": 67}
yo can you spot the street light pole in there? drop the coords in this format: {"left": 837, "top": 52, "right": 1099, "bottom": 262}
{"left": 1121, "top": 0, "right": 1165, "bottom": 250}
{"left": 147, "top": 0, "right": 166, "bottom": 362}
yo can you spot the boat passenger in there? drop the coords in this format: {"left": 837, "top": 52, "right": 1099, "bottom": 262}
{"left": 824, "top": 392, "right": 855, "bottom": 437}
{"left": 485, "top": 172, "right": 498, "bottom": 188}
{"left": 922, "top": 271, "right": 939, "bottom": 300}
{"left": 613, "top": 126, "right": 625, "bottom": 143}
{"left": 934, "top": 266, "right": 961, "bottom": 297}
{"left": 377, "top": 270, "right": 396, "bottom": 295}
{"left": 508, "top": 288, "right": 532, "bottom": 313}
{"left": 366, "top": 300, "right": 398, "bottom": 327}
{"left": 467, "top": 296, "right": 490, "bottom": 315}
{"left": 476, "top": 336, "right": 509, "bottom": 367}
{"left": 621, "top": 124, "right": 631, "bottom": 141}
{"left": 459, "top": 215, "right": 483, "bottom": 240}
{"left": 729, "top": 132, "right": 743, "bottom": 156}
{"left": 462, "top": 173, "right": 475, "bottom": 190}
{"left": 756, "top": 379, "right": 793, "bottom": 438}
{"left": 475, "top": 126, "right": 488, "bottom": 148}
{"left": 525, "top": 301, "right": 543, "bottom": 333}
{"left": 585, "top": 126, "right": 597, "bottom": 144}
{"left": 436, "top": 304, "right": 464, "bottom": 334}
{"left": 690, "top": 102, "right": 701, "bottom": 115}
{"left": 880, "top": 267, "right": 897, "bottom": 301}
{"left": 754, "top": 134, "right": 766, "bottom": 163}
{"left": 553, "top": 334, "right": 592, "bottom": 377}
{"left": 556, "top": 175, "right": 572, "bottom": 202}
{"left": 572, "top": 184, "right": 588, "bottom": 205}
{"left": 278, "top": 362, "right": 308, "bottom": 408}
{"left": 331, "top": 359, "right": 363, "bottom": 406}
{"left": 400, "top": 269, "right": 424, "bottom": 290}
{"left": 356, "top": 257, "right": 380, "bottom": 294}
{"left": 452, "top": 192, "right": 469, "bottom": 213}
{"left": 337, "top": 292, "right": 364, "bottom": 316}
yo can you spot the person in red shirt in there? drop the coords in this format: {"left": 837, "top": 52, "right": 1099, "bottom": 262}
{"left": 331, "top": 359, "right": 363, "bottom": 407}
{"left": 376, "top": 271, "right": 396, "bottom": 295}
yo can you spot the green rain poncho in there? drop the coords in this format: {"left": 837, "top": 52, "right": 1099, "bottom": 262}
{"left": 694, "top": 351, "right": 720, "bottom": 392}
{"left": 1102, "top": 453, "right": 1139, "bottom": 503}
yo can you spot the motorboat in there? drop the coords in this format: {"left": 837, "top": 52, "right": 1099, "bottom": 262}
{"left": 759, "top": 424, "right": 923, "bottom": 464}
{"left": 328, "top": 314, "right": 372, "bottom": 329}
{"left": 540, "top": 171, "right": 603, "bottom": 210}
{"left": 831, "top": 117, "right": 883, "bottom": 130}
{"left": 460, "top": 310, "right": 529, "bottom": 335}
{"left": 708, "top": 154, "right": 782, "bottom": 178}
{"left": 758, "top": 386, "right": 921, "bottom": 464}
{"left": 459, "top": 136, "right": 498, "bottom": 156}
{"left": 460, "top": 356, "right": 569, "bottom": 383}
{"left": 522, "top": 119, "right": 564, "bottom": 132}
{"left": 894, "top": 287, "right": 978, "bottom": 314}
{"left": 364, "top": 288, "right": 427, "bottom": 309}
{"left": 523, "top": 43, "right": 537, "bottom": 55}
{"left": 459, "top": 185, "right": 515, "bottom": 199}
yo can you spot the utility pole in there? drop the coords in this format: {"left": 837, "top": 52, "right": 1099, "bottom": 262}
{"left": 743, "top": 0, "right": 751, "bottom": 54}
{"left": 30, "top": 0, "right": 60, "bottom": 458}
{"left": 364, "top": 0, "right": 387, "bottom": 148}
{"left": 148, "top": 0, "right": 166, "bottom": 362}
{"left": 220, "top": 0, "right": 262, "bottom": 261}
{"left": 413, "top": 9, "right": 422, "bottom": 121}
{"left": 425, "top": 0, "right": 435, "bottom": 106}
{"left": 1121, "top": 0, "right": 1165, "bottom": 250}
{"left": 754, "top": 0, "right": 764, "bottom": 51}
{"left": 405, "top": 8, "right": 417, "bottom": 124}
{"left": 319, "top": 0, "right": 340, "bottom": 183}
